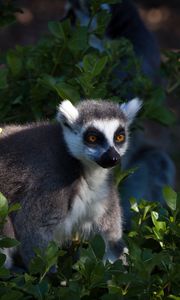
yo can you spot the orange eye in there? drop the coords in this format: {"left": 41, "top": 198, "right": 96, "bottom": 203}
{"left": 115, "top": 134, "right": 125, "bottom": 143}
{"left": 87, "top": 135, "right": 97, "bottom": 143}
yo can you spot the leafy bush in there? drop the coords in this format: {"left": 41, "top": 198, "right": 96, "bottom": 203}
{"left": 0, "top": 0, "right": 176, "bottom": 125}
{"left": 0, "top": 187, "right": 179, "bottom": 299}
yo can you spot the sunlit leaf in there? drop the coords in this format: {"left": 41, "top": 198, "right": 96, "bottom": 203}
{"left": 163, "top": 186, "right": 177, "bottom": 211}
{"left": 0, "top": 193, "right": 8, "bottom": 217}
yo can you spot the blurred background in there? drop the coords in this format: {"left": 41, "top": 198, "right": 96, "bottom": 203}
{"left": 0, "top": 0, "right": 180, "bottom": 50}
{"left": 0, "top": 0, "right": 179, "bottom": 188}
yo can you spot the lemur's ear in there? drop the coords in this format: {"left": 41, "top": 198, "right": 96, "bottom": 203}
{"left": 57, "top": 100, "right": 79, "bottom": 126}
{"left": 120, "top": 98, "right": 142, "bottom": 124}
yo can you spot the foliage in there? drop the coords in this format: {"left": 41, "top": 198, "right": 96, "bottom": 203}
{"left": 0, "top": 0, "right": 177, "bottom": 125}
{"left": 0, "top": 187, "right": 179, "bottom": 299}
{"left": 0, "top": 0, "right": 22, "bottom": 28}
{"left": 162, "top": 51, "right": 180, "bottom": 99}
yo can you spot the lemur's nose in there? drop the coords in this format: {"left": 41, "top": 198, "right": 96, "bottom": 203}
{"left": 97, "top": 147, "right": 120, "bottom": 168}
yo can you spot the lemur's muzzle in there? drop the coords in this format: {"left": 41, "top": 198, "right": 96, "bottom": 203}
{"left": 96, "top": 147, "right": 120, "bottom": 168}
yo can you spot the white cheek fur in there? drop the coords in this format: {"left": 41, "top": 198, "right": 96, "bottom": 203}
{"left": 62, "top": 128, "right": 84, "bottom": 159}
{"left": 90, "top": 119, "right": 124, "bottom": 146}
{"left": 62, "top": 118, "right": 129, "bottom": 164}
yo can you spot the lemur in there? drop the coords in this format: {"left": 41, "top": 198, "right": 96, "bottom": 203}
{"left": 66, "top": 0, "right": 176, "bottom": 230}
{"left": 0, "top": 98, "right": 141, "bottom": 269}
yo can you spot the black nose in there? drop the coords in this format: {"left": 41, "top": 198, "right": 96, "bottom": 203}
{"left": 96, "top": 147, "right": 121, "bottom": 168}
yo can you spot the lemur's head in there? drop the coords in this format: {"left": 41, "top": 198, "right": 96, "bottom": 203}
{"left": 57, "top": 99, "right": 142, "bottom": 169}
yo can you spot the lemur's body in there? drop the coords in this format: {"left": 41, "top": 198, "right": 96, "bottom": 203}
{"left": 0, "top": 99, "right": 141, "bottom": 268}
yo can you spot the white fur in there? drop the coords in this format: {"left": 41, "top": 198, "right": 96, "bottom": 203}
{"left": 120, "top": 98, "right": 142, "bottom": 124}
{"left": 62, "top": 126, "right": 85, "bottom": 160}
{"left": 62, "top": 117, "right": 129, "bottom": 163}
{"left": 86, "top": 119, "right": 128, "bottom": 156}
{"left": 90, "top": 119, "right": 122, "bottom": 146}
{"left": 104, "top": 246, "right": 129, "bottom": 264}
{"left": 57, "top": 100, "right": 79, "bottom": 125}
{"left": 62, "top": 127, "right": 99, "bottom": 168}
{"left": 54, "top": 168, "right": 108, "bottom": 242}
{"left": 1, "top": 248, "right": 16, "bottom": 269}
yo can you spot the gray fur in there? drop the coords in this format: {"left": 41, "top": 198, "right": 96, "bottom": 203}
{"left": 76, "top": 100, "right": 126, "bottom": 124}
{"left": 0, "top": 99, "right": 141, "bottom": 268}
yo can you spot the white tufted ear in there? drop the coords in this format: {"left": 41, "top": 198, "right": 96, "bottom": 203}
{"left": 57, "top": 100, "right": 79, "bottom": 126}
{"left": 120, "top": 97, "right": 142, "bottom": 124}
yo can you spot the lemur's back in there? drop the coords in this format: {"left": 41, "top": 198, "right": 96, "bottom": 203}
{"left": 0, "top": 123, "right": 82, "bottom": 204}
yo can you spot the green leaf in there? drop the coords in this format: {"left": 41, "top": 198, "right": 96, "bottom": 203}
{"left": 128, "top": 231, "right": 138, "bottom": 237}
{"left": 39, "top": 75, "right": 80, "bottom": 102}
{"left": 153, "top": 227, "right": 164, "bottom": 241}
{"left": 0, "top": 237, "right": 20, "bottom": 248}
{"left": 142, "top": 204, "right": 152, "bottom": 220}
{"left": 90, "top": 235, "right": 105, "bottom": 259}
{"left": 128, "top": 241, "right": 142, "bottom": 262}
{"left": 39, "top": 74, "right": 58, "bottom": 90}
{"left": 0, "top": 290, "right": 24, "bottom": 300}
{"left": 29, "top": 255, "right": 46, "bottom": 275}
{"left": 20, "top": 281, "right": 49, "bottom": 299}
{"left": 48, "top": 19, "right": 71, "bottom": 41}
{"left": 7, "top": 50, "right": 23, "bottom": 76}
{"left": 44, "top": 241, "right": 59, "bottom": 269}
{"left": 151, "top": 211, "right": 166, "bottom": 231}
{"left": 0, "top": 253, "right": 6, "bottom": 267}
{"left": 96, "top": 10, "right": 111, "bottom": 36}
{"left": 151, "top": 211, "right": 166, "bottom": 241}
{"left": 163, "top": 186, "right": 177, "bottom": 211}
{"left": 0, "top": 68, "right": 8, "bottom": 89}
{"left": 114, "top": 166, "right": 137, "bottom": 187}
{"left": 151, "top": 211, "right": 159, "bottom": 224}
{"left": 0, "top": 193, "right": 8, "bottom": 217}
{"left": 8, "top": 203, "right": 21, "bottom": 214}
{"left": 48, "top": 21, "right": 65, "bottom": 40}
{"left": 90, "top": 261, "right": 106, "bottom": 287}
{"left": 154, "top": 221, "right": 166, "bottom": 233}
{"left": 83, "top": 55, "right": 108, "bottom": 77}
{"left": 168, "top": 296, "right": 180, "bottom": 300}
{"left": 55, "top": 82, "right": 80, "bottom": 102}
{"left": 69, "top": 27, "right": 88, "bottom": 52}
{"left": 130, "top": 197, "right": 139, "bottom": 213}
{"left": 0, "top": 266, "right": 10, "bottom": 278}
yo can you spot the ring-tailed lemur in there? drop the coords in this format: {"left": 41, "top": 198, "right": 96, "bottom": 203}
{"left": 0, "top": 98, "right": 141, "bottom": 268}
{"left": 66, "top": 1, "right": 176, "bottom": 231}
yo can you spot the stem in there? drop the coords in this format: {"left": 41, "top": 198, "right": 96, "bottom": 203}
{"left": 167, "top": 79, "right": 180, "bottom": 94}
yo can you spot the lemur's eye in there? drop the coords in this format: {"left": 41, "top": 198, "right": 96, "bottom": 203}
{"left": 86, "top": 135, "right": 97, "bottom": 143}
{"left": 84, "top": 127, "right": 105, "bottom": 146}
{"left": 115, "top": 134, "right": 125, "bottom": 143}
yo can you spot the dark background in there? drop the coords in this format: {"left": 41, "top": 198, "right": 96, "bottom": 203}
{"left": 0, "top": 0, "right": 180, "bottom": 50}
